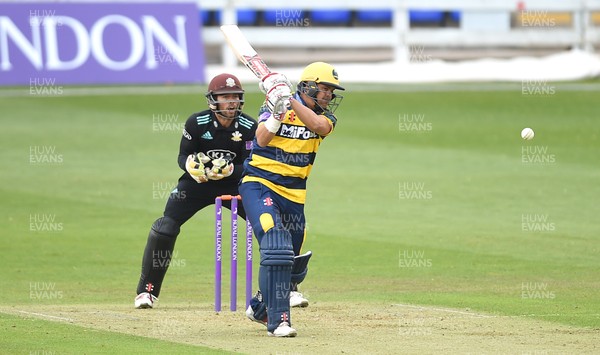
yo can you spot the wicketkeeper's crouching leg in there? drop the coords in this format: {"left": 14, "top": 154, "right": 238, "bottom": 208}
{"left": 135, "top": 216, "right": 180, "bottom": 308}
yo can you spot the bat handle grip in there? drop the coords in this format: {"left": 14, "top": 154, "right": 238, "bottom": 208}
{"left": 274, "top": 98, "right": 292, "bottom": 119}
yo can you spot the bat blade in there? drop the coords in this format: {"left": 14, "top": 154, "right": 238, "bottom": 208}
{"left": 220, "top": 25, "right": 272, "bottom": 80}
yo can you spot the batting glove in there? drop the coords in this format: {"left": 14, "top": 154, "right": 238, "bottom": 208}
{"left": 259, "top": 72, "right": 293, "bottom": 94}
{"left": 185, "top": 154, "right": 208, "bottom": 183}
{"left": 266, "top": 84, "right": 292, "bottom": 118}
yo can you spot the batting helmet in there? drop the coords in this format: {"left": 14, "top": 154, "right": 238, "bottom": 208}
{"left": 298, "top": 62, "right": 344, "bottom": 114}
{"left": 299, "top": 62, "right": 345, "bottom": 91}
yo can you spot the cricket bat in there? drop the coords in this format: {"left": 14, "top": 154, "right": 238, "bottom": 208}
{"left": 220, "top": 24, "right": 290, "bottom": 113}
{"left": 220, "top": 24, "right": 272, "bottom": 80}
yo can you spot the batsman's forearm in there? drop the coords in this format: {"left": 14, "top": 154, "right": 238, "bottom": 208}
{"left": 290, "top": 99, "right": 332, "bottom": 136}
{"left": 256, "top": 124, "right": 276, "bottom": 147}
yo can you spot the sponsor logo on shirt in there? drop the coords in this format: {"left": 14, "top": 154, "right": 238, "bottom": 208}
{"left": 279, "top": 124, "right": 318, "bottom": 140}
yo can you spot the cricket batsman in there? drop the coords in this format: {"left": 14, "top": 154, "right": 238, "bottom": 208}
{"left": 240, "top": 62, "right": 344, "bottom": 337}
{"left": 134, "top": 74, "right": 257, "bottom": 308}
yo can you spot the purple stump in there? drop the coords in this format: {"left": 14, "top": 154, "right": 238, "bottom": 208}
{"left": 246, "top": 218, "right": 253, "bottom": 309}
{"left": 230, "top": 198, "right": 238, "bottom": 311}
{"left": 214, "top": 197, "right": 223, "bottom": 312}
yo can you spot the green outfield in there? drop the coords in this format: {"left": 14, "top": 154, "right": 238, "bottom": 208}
{"left": 1, "top": 82, "right": 599, "bottom": 353}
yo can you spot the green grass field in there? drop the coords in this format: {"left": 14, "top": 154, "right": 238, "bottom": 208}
{"left": 1, "top": 82, "right": 599, "bottom": 353}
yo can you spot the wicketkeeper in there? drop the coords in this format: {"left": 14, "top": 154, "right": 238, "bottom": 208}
{"left": 134, "top": 74, "right": 257, "bottom": 309}
{"left": 240, "top": 62, "right": 345, "bottom": 337}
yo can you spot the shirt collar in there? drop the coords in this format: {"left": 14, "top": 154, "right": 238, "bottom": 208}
{"left": 213, "top": 114, "right": 240, "bottom": 131}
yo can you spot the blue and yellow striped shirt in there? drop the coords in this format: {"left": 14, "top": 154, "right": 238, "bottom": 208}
{"left": 241, "top": 94, "right": 337, "bottom": 204}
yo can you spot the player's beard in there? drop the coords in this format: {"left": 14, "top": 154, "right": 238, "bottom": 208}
{"left": 311, "top": 95, "right": 331, "bottom": 113}
{"left": 316, "top": 97, "right": 330, "bottom": 110}
{"left": 216, "top": 102, "right": 241, "bottom": 120}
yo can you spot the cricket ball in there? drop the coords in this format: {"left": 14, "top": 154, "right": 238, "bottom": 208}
{"left": 521, "top": 127, "right": 535, "bottom": 140}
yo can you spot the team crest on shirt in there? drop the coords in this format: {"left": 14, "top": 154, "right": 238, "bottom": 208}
{"left": 231, "top": 131, "right": 242, "bottom": 141}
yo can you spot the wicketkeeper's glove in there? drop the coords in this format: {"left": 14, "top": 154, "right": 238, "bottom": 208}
{"left": 185, "top": 153, "right": 209, "bottom": 183}
{"left": 206, "top": 158, "right": 234, "bottom": 180}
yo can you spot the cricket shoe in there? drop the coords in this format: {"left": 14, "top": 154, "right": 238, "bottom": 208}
{"left": 268, "top": 322, "right": 297, "bottom": 337}
{"left": 289, "top": 291, "right": 309, "bottom": 308}
{"left": 134, "top": 292, "right": 157, "bottom": 309}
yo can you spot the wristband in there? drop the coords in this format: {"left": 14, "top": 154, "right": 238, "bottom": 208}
{"left": 263, "top": 115, "right": 281, "bottom": 133}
